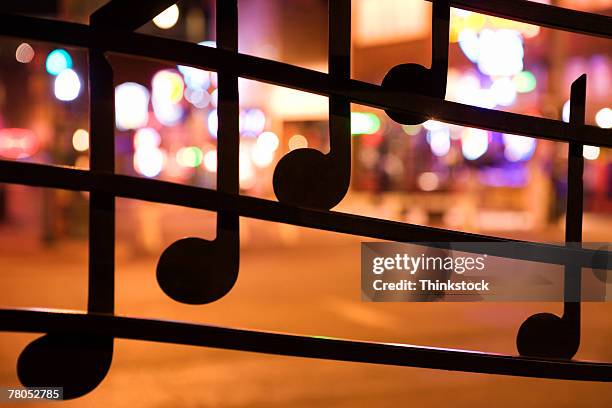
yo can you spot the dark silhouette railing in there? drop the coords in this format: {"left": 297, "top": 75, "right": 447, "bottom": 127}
{"left": 0, "top": 0, "right": 611, "bottom": 399}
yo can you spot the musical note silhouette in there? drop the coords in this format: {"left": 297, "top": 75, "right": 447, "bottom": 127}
{"left": 17, "top": 49, "right": 115, "bottom": 399}
{"left": 381, "top": 0, "right": 450, "bottom": 125}
{"left": 156, "top": 0, "right": 240, "bottom": 304}
{"left": 516, "top": 75, "right": 587, "bottom": 359}
{"left": 273, "top": 0, "right": 351, "bottom": 210}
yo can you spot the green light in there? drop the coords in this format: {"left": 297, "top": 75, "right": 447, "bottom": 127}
{"left": 351, "top": 112, "right": 381, "bottom": 135}
{"left": 177, "top": 146, "right": 203, "bottom": 167}
{"left": 513, "top": 71, "right": 537, "bottom": 93}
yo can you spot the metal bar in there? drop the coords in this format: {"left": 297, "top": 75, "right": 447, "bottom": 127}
{"left": 0, "top": 308, "right": 609, "bottom": 382}
{"left": 86, "top": 45, "right": 115, "bottom": 314}
{"left": 562, "top": 75, "right": 587, "bottom": 332}
{"left": 0, "top": 14, "right": 609, "bottom": 147}
{"left": 0, "top": 159, "right": 610, "bottom": 270}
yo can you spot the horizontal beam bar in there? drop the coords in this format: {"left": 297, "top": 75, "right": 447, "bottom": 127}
{"left": 0, "top": 14, "right": 610, "bottom": 147}
{"left": 0, "top": 159, "right": 610, "bottom": 269}
{"left": 0, "top": 308, "right": 609, "bottom": 381}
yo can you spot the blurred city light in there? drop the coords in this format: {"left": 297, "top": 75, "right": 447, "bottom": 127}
{"left": 562, "top": 100, "right": 571, "bottom": 122}
{"left": 240, "top": 109, "right": 266, "bottom": 136}
{"left": 351, "top": 112, "right": 381, "bottom": 135}
{"left": 176, "top": 146, "right": 203, "bottom": 167}
{"left": 583, "top": 145, "right": 600, "bottom": 161}
{"left": 461, "top": 128, "right": 489, "bottom": 160}
{"left": 152, "top": 70, "right": 184, "bottom": 104}
{"left": 502, "top": 134, "right": 536, "bottom": 162}
{"left": 513, "top": 70, "right": 537, "bottom": 93}
{"left": 115, "top": 82, "right": 150, "bottom": 130}
{"left": 0, "top": 128, "right": 38, "bottom": 159}
{"left": 288, "top": 134, "right": 308, "bottom": 150}
{"left": 45, "top": 49, "right": 72, "bottom": 75}
{"left": 417, "top": 172, "right": 440, "bottom": 191}
{"left": 153, "top": 4, "right": 180, "bottom": 29}
{"left": 595, "top": 107, "right": 612, "bottom": 128}
{"left": 72, "top": 129, "right": 89, "bottom": 152}
{"left": 427, "top": 128, "right": 451, "bottom": 157}
{"left": 134, "top": 147, "right": 165, "bottom": 177}
{"left": 208, "top": 109, "right": 218, "bottom": 137}
{"left": 54, "top": 69, "right": 81, "bottom": 101}
{"left": 490, "top": 77, "right": 517, "bottom": 106}
{"left": 203, "top": 149, "right": 217, "bottom": 172}
{"left": 257, "top": 131, "right": 280, "bottom": 152}
{"left": 477, "top": 29, "right": 524, "bottom": 77}
{"left": 15, "top": 43, "right": 34, "bottom": 64}
{"left": 133, "top": 128, "right": 161, "bottom": 150}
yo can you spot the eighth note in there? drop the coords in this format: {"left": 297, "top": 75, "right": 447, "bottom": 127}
{"left": 516, "top": 75, "right": 587, "bottom": 359}
{"left": 273, "top": 0, "right": 351, "bottom": 210}
{"left": 156, "top": 0, "right": 240, "bottom": 305}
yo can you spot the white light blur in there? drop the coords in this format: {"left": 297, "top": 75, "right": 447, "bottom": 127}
{"left": 288, "top": 134, "right": 308, "bottom": 150}
{"left": 461, "top": 128, "right": 489, "bottom": 160}
{"left": 240, "top": 109, "right": 266, "bottom": 136}
{"left": 54, "top": 69, "right": 81, "bottom": 101}
{"left": 251, "top": 143, "right": 275, "bottom": 168}
{"left": 151, "top": 69, "right": 185, "bottom": 126}
{"left": 134, "top": 147, "right": 165, "bottom": 177}
{"left": 583, "top": 145, "right": 600, "bottom": 161}
{"left": 256, "top": 131, "right": 279, "bottom": 152}
{"left": 178, "top": 66, "right": 210, "bottom": 90}
{"left": 72, "top": 129, "right": 89, "bottom": 152}
{"left": 133, "top": 128, "right": 161, "bottom": 150}
{"left": 203, "top": 149, "right": 217, "bottom": 172}
{"left": 184, "top": 88, "right": 210, "bottom": 108}
{"left": 502, "top": 134, "right": 536, "bottom": 162}
{"left": 152, "top": 97, "right": 183, "bottom": 126}
{"left": 115, "top": 82, "right": 150, "bottom": 130}
{"left": 477, "top": 29, "right": 524, "bottom": 77}
{"left": 595, "top": 107, "right": 612, "bottom": 129}
{"left": 454, "top": 74, "right": 496, "bottom": 109}
{"left": 208, "top": 109, "right": 218, "bottom": 138}
{"left": 562, "top": 100, "right": 571, "bottom": 123}
{"left": 458, "top": 29, "right": 479, "bottom": 63}
{"left": 153, "top": 4, "right": 179, "bottom": 29}
{"left": 423, "top": 120, "right": 444, "bottom": 131}
{"left": 490, "top": 77, "right": 517, "bottom": 106}
{"left": 427, "top": 128, "right": 451, "bottom": 157}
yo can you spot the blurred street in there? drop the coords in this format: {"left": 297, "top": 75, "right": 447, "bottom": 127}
{"left": 1, "top": 218, "right": 611, "bottom": 407}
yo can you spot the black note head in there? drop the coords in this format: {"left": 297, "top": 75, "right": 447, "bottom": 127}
{"left": 273, "top": 148, "right": 348, "bottom": 210}
{"left": 157, "top": 237, "right": 239, "bottom": 304}
{"left": 17, "top": 334, "right": 113, "bottom": 400}
{"left": 516, "top": 313, "right": 579, "bottom": 359}
{"left": 381, "top": 64, "right": 435, "bottom": 125}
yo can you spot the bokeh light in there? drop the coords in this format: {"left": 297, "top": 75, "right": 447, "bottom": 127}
{"left": 46, "top": 49, "right": 72, "bottom": 75}
{"left": 54, "top": 69, "right": 81, "bottom": 101}
{"left": 153, "top": 4, "right": 180, "bottom": 29}
{"left": 288, "top": 134, "right": 308, "bottom": 150}
{"left": 115, "top": 82, "right": 150, "bottom": 130}
{"left": 595, "top": 107, "right": 612, "bottom": 129}
{"left": 461, "top": 128, "right": 489, "bottom": 160}
{"left": 72, "top": 129, "right": 89, "bottom": 152}
{"left": 15, "top": 43, "right": 35, "bottom": 64}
